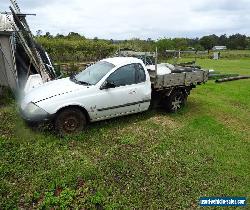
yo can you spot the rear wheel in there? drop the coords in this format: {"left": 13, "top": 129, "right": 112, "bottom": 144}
{"left": 55, "top": 107, "right": 87, "bottom": 135}
{"left": 164, "top": 90, "right": 187, "bottom": 112}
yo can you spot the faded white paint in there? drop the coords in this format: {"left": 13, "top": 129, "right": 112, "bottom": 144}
{"left": 20, "top": 57, "right": 208, "bottom": 123}
{"left": 21, "top": 57, "right": 151, "bottom": 122}
{"left": 24, "top": 74, "right": 43, "bottom": 94}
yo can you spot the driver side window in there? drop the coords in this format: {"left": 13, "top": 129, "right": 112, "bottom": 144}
{"left": 107, "top": 64, "right": 136, "bottom": 87}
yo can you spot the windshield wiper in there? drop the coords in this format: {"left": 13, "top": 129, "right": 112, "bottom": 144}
{"left": 70, "top": 73, "right": 77, "bottom": 82}
{"left": 78, "top": 81, "right": 91, "bottom": 86}
{"left": 70, "top": 74, "right": 91, "bottom": 86}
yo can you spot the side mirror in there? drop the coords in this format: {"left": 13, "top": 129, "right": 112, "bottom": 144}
{"left": 100, "top": 80, "right": 116, "bottom": 90}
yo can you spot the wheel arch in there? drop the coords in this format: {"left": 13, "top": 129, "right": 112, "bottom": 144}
{"left": 55, "top": 105, "right": 91, "bottom": 123}
{"left": 162, "top": 87, "right": 190, "bottom": 97}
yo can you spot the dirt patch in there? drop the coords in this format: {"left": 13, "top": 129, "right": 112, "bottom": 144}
{"left": 149, "top": 115, "right": 179, "bottom": 129}
{"left": 215, "top": 113, "right": 250, "bottom": 136}
{"left": 54, "top": 186, "right": 63, "bottom": 197}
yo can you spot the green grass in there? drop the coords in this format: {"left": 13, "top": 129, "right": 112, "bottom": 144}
{"left": 178, "top": 50, "right": 250, "bottom": 60}
{"left": 0, "top": 59, "right": 249, "bottom": 209}
{"left": 169, "top": 57, "right": 250, "bottom": 75}
{"left": 194, "top": 58, "right": 250, "bottom": 75}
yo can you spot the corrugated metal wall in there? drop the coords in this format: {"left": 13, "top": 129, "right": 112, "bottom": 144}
{"left": 0, "top": 33, "right": 18, "bottom": 91}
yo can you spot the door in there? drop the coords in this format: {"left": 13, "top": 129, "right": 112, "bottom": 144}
{"left": 134, "top": 63, "right": 151, "bottom": 112}
{"left": 94, "top": 63, "right": 149, "bottom": 120}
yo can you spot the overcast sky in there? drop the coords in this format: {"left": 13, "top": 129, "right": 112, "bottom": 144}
{"left": 1, "top": 0, "right": 250, "bottom": 39}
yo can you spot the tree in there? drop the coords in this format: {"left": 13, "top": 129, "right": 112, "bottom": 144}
{"left": 67, "top": 32, "right": 85, "bottom": 39}
{"left": 187, "top": 38, "right": 199, "bottom": 48}
{"left": 228, "top": 34, "right": 248, "bottom": 50}
{"left": 218, "top": 34, "right": 228, "bottom": 46}
{"left": 55, "top": 33, "right": 65, "bottom": 38}
{"left": 193, "top": 44, "right": 204, "bottom": 51}
{"left": 172, "top": 38, "right": 188, "bottom": 50}
{"left": 36, "top": 29, "right": 43, "bottom": 37}
{"left": 199, "top": 35, "right": 217, "bottom": 50}
{"left": 147, "top": 38, "right": 152, "bottom": 42}
{"left": 156, "top": 38, "right": 174, "bottom": 53}
{"left": 247, "top": 37, "right": 250, "bottom": 49}
{"left": 44, "top": 32, "right": 53, "bottom": 39}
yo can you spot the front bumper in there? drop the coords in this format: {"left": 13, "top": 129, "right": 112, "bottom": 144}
{"left": 19, "top": 107, "right": 54, "bottom": 123}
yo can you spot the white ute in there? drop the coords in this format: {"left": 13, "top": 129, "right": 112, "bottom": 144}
{"left": 20, "top": 57, "right": 208, "bottom": 134}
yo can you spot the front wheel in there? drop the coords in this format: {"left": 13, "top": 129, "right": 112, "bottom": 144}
{"left": 55, "top": 107, "right": 87, "bottom": 135}
{"left": 164, "top": 90, "right": 187, "bottom": 112}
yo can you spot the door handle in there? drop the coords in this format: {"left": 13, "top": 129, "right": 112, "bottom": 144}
{"left": 129, "top": 90, "right": 136, "bottom": 95}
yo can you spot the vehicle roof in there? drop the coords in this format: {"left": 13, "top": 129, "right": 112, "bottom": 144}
{"left": 102, "top": 57, "right": 143, "bottom": 67}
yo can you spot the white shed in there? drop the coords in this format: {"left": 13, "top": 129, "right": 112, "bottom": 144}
{"left": 212, "top": 46, "right": 227, "bottom": 51}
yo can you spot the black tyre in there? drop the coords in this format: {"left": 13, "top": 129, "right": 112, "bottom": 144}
{"left": 164, "top": 90, "right": 187, "bottom": 112}
{"left": 55, "top": 107, "right": 87, "bottom": 135}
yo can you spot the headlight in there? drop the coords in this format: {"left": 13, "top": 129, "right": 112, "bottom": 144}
{"left": 24, "top": 102, "right": 48, "bottom": 117}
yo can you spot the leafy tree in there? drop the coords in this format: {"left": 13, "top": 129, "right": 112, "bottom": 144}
{"left": 228, "top": 34, "right": 248, "bottom": 50}
{"left": 67, "top": 32, "right": 85, "bottom": 40}
{"left": 172, "top": 38, "right": 188, "bottom": 50}
{"left": 199, "top": 35, "right": 217, "bottom": 50}
{"left": 218, "top": 34, "right": 228, "bottom": 46}
{"left": 36, "top": 30, "right": 43, "bottom": 37}
{"left": 147, "top": 38, "right": 152, "bottom": 42}
{"left": 193, "top": 44, "right": 204, "bottom": 51}
{"left": 35, "top": 32, "right": 249, "bottom": 63}
{"left": 247, "top": 37, "right": 250, "bottom": 49}
{"left": 44, "top": 32, "right": 53, "bottom": 39}
{"left": 187, "top": 38, "right": 199, "bottom": 48}
{"left": 156, "top": 38, "right": 174, "bottom": 53}
{"left": 55, "top": 33, "right": 65, "bottom": 38}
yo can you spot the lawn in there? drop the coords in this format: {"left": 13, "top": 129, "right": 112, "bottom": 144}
{"left": 179, "top": 50, "right": 250, "bottom": 60}
{"left": 0, "top": 59, "right": 249, "bottom": 209}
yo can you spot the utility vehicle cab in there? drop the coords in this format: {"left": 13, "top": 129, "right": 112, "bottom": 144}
{"left": 20, "top": 57, "right": 152, "bottom": 134}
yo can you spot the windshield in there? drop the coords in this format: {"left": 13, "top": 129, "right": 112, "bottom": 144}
{"left": 73, "top": 61, "right": 115, "bottom": 85}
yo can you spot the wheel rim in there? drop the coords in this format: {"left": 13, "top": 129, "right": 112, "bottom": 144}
{"left": 171, "top": 95, "right": 183, "bottom": 111}
{"left": 63, "top": 116, "right": 80, "bottom": 133}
